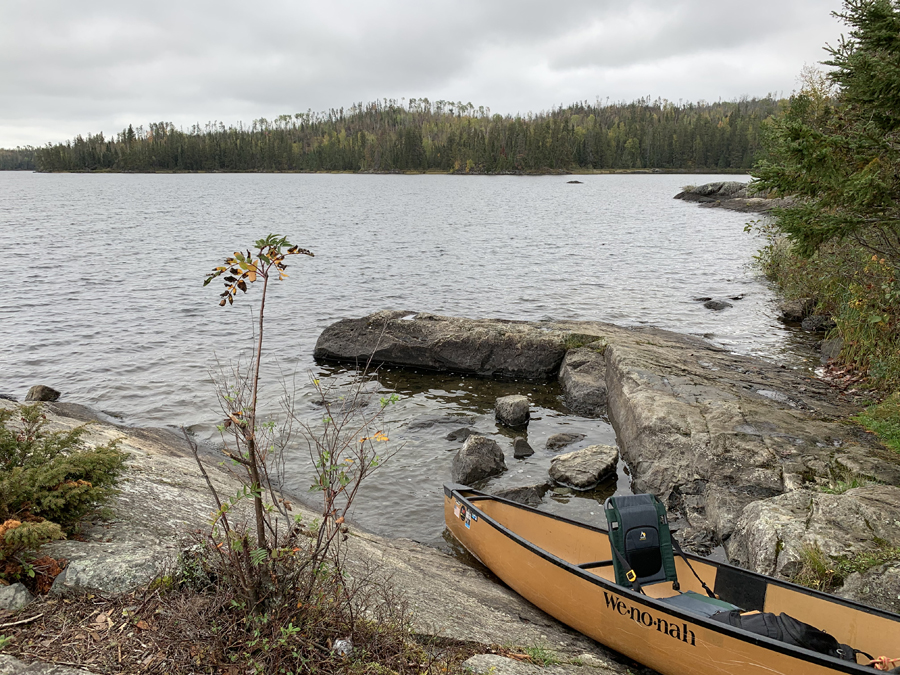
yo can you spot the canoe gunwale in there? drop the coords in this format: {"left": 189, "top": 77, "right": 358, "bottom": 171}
{"left": 444, "top": 483, "right": 891, "bottom": 674}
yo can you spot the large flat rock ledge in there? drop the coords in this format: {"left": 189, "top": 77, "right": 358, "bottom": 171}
{"left": 316, "top": 311, "right": 900, "bottom": 611}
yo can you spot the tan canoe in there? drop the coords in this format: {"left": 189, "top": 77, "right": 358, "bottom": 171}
{"left": 444, "top": 484, "right": 900, "bottom": 675}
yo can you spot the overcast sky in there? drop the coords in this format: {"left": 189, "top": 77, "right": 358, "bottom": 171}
{"left": 1, "top": 0, "right": 846, "bottom": 148}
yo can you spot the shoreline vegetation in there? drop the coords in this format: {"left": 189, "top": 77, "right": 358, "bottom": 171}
{"left": 1, "top": 96, "right": 778, "bottom": 173}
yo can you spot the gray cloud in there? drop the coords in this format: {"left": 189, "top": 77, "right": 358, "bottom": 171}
{"left": 0, "top": 0, "right": 844, "bottom": 146}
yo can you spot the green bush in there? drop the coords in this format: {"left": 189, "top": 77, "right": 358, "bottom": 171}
{"left": 0, "top": 403, "right": 126, "bottom": 583}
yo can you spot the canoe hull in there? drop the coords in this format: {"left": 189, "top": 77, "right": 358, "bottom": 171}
{"left": 444, "top": 487, "right": 870, "bottom": 675}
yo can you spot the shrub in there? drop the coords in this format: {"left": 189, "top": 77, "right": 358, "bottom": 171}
{"left": 0, "top": 402, "right": 126, "bottom": 583}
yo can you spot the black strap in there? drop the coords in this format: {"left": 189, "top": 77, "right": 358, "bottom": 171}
{"left": 610, "top": 544, "right": 644, "bottom": 594}
{"left": 671, "top": 537, "right": 717, "bottom": 598}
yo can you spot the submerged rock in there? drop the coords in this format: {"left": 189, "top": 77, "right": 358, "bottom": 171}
{"left": 492, "top": 483, "right": 550, "bottom": 507}
{"left": 495, "top": 395, "right": 530, "bottom": 428}
{"left": 445, "top": 427, "right": 474, "bottom": 442}
{"left": 703, "top": 300, "right": 732, "bottom": 311}
{"left": 452, "top": 435, "right": 507, "bottom": 484}
{"left": 559, "top": 348, "right": 607, "bottom": 417}
{"left": 546, "top": 432, "right": 586, "bottom": 450}
{"left": 549, "top": 444, "right": 618, "bottom": 490}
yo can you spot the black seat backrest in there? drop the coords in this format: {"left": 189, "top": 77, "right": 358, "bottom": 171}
{"left": 605, "top": 493, "right": 678, "bottom": 589}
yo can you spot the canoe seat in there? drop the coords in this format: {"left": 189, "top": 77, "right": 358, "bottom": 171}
{"left": 658, "top": 590, "right": 741, "bottom": 618}
{"left": 605, "top": 494, "right": 678, "bottom": 591}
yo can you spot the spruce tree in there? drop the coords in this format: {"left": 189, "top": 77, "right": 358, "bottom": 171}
{"left": 753, "top": 0, "right": 900, "bottom": 264}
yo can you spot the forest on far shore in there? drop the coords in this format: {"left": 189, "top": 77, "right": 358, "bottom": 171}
{"left": 1, "top": 96, "right": 781, "bottom": 173}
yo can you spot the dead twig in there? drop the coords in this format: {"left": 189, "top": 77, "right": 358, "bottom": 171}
{"left": 0, "top": 613, "right": 43, "bottom": 628}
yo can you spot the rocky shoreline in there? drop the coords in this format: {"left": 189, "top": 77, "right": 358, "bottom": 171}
{"left": 4, "top": 311, "right": 900, "bottom": 673}
{"left": 316, "top": 311, "right": 900, "bottom": 609}
{"left": 0, "top": 399, "right": 630, "bottom": 675}
{"left": 674, "top": 180, "right": 790, "bottom": 213}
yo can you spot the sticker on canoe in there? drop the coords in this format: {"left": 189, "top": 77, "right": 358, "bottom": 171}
{"left": 471, "top": 513, "right": 478, "bottom": 522}
{"left": 454, "top": 503, "right": 461, "bottom": 518}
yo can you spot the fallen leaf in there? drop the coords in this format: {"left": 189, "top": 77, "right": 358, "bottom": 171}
{"left": 136, "top": 620, "right": 150, "bottom": 630}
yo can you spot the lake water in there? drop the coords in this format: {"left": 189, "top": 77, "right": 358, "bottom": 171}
{"left": 0, "top": 172, "right": 814, "bottom": 547}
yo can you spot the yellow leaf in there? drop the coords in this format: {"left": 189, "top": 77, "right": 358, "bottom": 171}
{"left": 247, "top": 271, "right": 257, "bottom": 282}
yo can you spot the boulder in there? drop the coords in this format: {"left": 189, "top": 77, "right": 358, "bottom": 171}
{"left": 703, "top": 300, "right": 732, "bottom": 311}
{"left": 559, "top": 348, "right": 607, "bottom": 417}
{"left": 0, "top": 582, "right": 33, "bottom": 611}
{"left": 802, "top": 315, "right": 836, "bottom": 332}
{"left": 314, "top": 311, "right": 568, "bottom": 380}
{"left": 727, "top": 486, "right": 900, "bottom": 581}
{"left": 549, "top": 445, "right": 618, "bottom": 490}
{"left": 491, "top": 483, "right": 549, "bottom": 507}
{"left": 512, "top": 437, "right": 534, "bottom": 458}
{"left": 452, "top": 435, "right": 507, "bottom": 484}
{"left": 24, "top": 385, "right": 60, "bottom": 402}
{"left": 778, "top": 298, "right": 816, "bottom": 322}
{"left": 820, "top": 338, "right": 843, "bottom": 363}
{"left": 546, "top": 433, "right": 586, "bottom": 450}
{"left": 495, "top": 395, "right": 530, "bottom": 428}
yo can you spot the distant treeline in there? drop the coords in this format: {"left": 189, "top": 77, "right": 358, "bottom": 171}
{"left": 19, "top": 97, "right": 781, "bottom": 173}
{"left": 0, "top": 147, "right": 36, "bottom": 170}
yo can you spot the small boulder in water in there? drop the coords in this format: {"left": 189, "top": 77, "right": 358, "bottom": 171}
{"left": 495, "top": 395, "right": 530, "bottom": 428}
{"left": 512, "top": 437, "right": 534, "bottom": 458}
{"left": 452, "top": 435, "right": 507, "bottom": 484}
{"left": 549, "top": 444, "right": 618, "bottom": 490}
{"left": 25, "top": 385, "right": 61, "bottom": 402}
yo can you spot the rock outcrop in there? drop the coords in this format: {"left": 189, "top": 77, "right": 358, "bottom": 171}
{"left": 314, "top": 310, "right": 568, "bottom": 380}
{"left": 674, "top": 181, "right": 790, "bottom": 213}
{"left": 558, "top": 348, "right": 607, "bottom": 417}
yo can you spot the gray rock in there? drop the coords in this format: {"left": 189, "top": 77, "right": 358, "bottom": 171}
{"left": 0, "top": 655, "right": 97, "bottom": 675}
{"left": 0, "top": 582, "right": 33, "bottom": 611}
{"left": 838, "top": 563, "right": 900, "bottom": 614}
{"left": 492, "top": 483, "right": 549, "bottom": 507}
{"left": 778, "top": 298, "right": 815, "bottom": 322}
{"left": 801, "top": 315, "right": 836, "bottom": 332}
{"left": 549, "top": 445, "right": 618, "bottom": 490}
{"left": 50, "top": 542, "right": 173, "bottom": 596}
{"left": 513, "top": 437, "right": 534, "bottom": 458}
{"left": 546, "top": 433, "right": 586, "bottom": 450}
{"left": 559, "top": 348, "right": 607, "bottom": 417}
{"left": 703, "top": 300, "right": 732, "bottom": 311}
{"left": 820, "top": 337, "right": 843, "bottom": 363}
{"left": 314, "top": 311, "right": 568, "bottom": 380}
{"left": 24, "top": 385, "right": 60, "bottom": 402}
{"left": 0, "top": 394, "right": 16, "bottom": 402}
{"left": 445, "top": 427, "right": 474, "bottom": 442}
{"left": 452, "top": 435, "right": 507, "bottom": 484}
{"left": 495, "top": 395, "right": 530, "bottom": 428}
{"left": 462, "top": 653, "right": 614, "bottom": 675}
{"left": 727, "top": 486, "right": 900, "bottom": 583}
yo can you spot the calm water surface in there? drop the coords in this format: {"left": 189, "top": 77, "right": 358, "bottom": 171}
{"left": 0, "top": 172, "right": 814, "bottom": 546}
